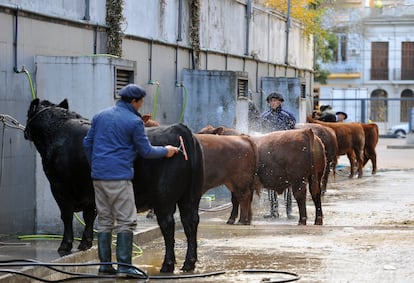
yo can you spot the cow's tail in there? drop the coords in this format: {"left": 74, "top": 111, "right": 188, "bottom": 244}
{"left": 306, "top": 129, "right": 318, "bottom": 193}
{"left": 242, "top": 135, "right": 262, "bottom": 197}
{"left": 180, "top": 124, "right": 204, "bottom": 201}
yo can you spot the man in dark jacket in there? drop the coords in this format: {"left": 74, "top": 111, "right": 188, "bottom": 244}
{"left": 259, "top": 92, "right": 296, "bottom": 219}
{"left": 259, "top": 92, "right": 296, "bottom": 132}
{"left": 83, "top": 84, "right": 178, "bottom": 278}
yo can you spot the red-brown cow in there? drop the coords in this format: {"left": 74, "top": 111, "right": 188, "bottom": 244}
{"left": 199, "top": 126, "right": 326, "bottom": 225}
{"left": 361, "top": 123, "right": 379, "bottom": 174}
{"left": 296, "top": 123, "right": 338, "bottom": 193}
{"left": 196, "top": 134, "right": 261, "bottom": 224}
{"left": 307, "top": 116, "right": 365, "bottom": 178}
{"left": 253, "top": 129, "right": 326, "bottom": 225}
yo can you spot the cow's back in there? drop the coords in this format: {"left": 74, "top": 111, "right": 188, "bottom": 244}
{"left": 195, "top": 134, "right": 260, "bottom": 194}
{"left": 134, "top": 124, "right": 204, "bottom": 211}
{"left": 253, "top": 129, "right": 315, "bottom": 192}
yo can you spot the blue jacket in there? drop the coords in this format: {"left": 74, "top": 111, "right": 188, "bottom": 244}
{"left": 260, "top": 106, "right": 296, "bottom": 132}
{"left": 83, "top": 100, "right": 167, "bottom": 180}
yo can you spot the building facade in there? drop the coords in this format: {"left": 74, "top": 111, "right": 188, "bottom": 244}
{"left": 318, "top": 0, "right": 414, "bottom": 134}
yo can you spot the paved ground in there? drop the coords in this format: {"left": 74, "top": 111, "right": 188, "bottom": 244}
{"left": 0, "top": 137, "right": 413, "bottom": 282}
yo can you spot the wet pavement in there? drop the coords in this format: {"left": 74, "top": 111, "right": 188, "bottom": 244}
{"left": 1, "top": 137, "right": 413, "bottom": 282}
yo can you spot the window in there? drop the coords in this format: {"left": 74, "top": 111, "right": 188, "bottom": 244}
{"left": 401, "top": 42, "right": 414, "bottom": 80}
{"left": 401, "top": 89, "right": 414, "bottom": 122}
{"left": 340, "top": 35, "right": 347, "bottom": 62}
{"left": 371, "top": 42, "right": 388, "bottom": 80}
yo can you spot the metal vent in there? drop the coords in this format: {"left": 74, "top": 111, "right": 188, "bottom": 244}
{"left": 115, "top": 68, "right": 134, "bottom": 98}
{"left": 301, "top": 84, "right": 306, "bottom": 98}
{"left": 237, "top": 78, "right": 248, "bottom": 98}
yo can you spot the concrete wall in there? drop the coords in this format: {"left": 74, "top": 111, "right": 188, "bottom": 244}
{"left": 0, "top": 0, "right": 315, "bottom": 235}
{"left": 183, "top": 69, "right": 243, "bottom": 132}
{"left": 34, "top": 56, "right": 136, "bottom": 233}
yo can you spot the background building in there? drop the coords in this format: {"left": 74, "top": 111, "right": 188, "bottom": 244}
{"left": 317, "top": 0, "right": 414, "bottom": 134}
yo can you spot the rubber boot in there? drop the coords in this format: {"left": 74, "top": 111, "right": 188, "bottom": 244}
{"left": 285, "top": 189, "right": 294, "bottom": 219}
{"left": 116, "top": 231, "right": 147, "bottom": 278}
{"left": 263, "top": 190, "right": 279, "bottom": 219}
{"left": 97, "top": 232, "right": 117, "bottom": 275}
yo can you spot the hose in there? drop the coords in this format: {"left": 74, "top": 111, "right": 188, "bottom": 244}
{"left": 19, "top": 65, "right": 36, "bottom": 99}
{"left": 0, "top": 259, "right": 148, "bottom": 282}
{"left": 0, "top": 259, "right": 300, "bottom": 282}
{"left": 177, "top": 82, "right": 188, "bottom": 123}
{"left": 149, "top": 80, "right": 160, "bottom": 120}
{"left": 18, "top": 213, "right": 143, "bottom": 257}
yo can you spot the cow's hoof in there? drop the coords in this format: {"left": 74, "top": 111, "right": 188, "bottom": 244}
{"left": 58, "top": 242, "right": 73, "bottom": 256}
{"left": 298, "top": 217, "right": 307, "bottom": 225}
{"left": 287, "top": 214, "right": 295, "bottom": 220}
{"left": 226, "top": 219, "right": 235, "bottom": 225}
{"left": 57, "top": 248, "right": 72, "bottom": 257}
{"left": 181, "top": 260, "right": 196, "bottom": 272}
{"left": 315, "top": 216, "right": 323, "bottom": 225}
{"left": 160, "top": 261, "right": 175, "bottom": 273}
{"left": 78, "top": 239, "right": 93, "bottom": 251}
{"left": 238, "top": 219, "right": 251, "bottom": 225}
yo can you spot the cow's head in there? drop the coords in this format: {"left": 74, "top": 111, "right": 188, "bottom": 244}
{"left": 24, "top": 98, "right": 69, "bottom": 140}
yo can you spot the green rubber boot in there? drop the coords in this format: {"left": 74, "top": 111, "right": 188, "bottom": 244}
{"left": 97, "top": 232, "right": 117, "bottom": 275}
{"left": 116, "top": 232, "right": 146, "bottom": 278}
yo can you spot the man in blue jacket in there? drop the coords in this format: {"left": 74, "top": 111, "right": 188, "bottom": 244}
{"left": 83, "top": 84, "right": 178, "bottom": 278}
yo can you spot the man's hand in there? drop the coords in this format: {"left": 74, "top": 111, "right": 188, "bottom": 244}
{"left": 165, "top": 145, "right": 179, "bottom": 158}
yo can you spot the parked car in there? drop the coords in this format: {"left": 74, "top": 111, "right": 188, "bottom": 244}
{"left": 387, "top": 123, "right": 410, "bottom": 138}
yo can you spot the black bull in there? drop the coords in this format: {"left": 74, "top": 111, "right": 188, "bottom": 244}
{"left": 24, "top": 98, "right": 204, "bottom": 272}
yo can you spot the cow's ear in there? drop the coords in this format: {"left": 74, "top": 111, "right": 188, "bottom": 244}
{"left": 29, "top": 98, "right": 40, "bottom": 113}
{"left": 215, "top": 127, "right": 224, "bottom": 135}
{"left": 58, "top": 99, "right": 69, "bottom": 109}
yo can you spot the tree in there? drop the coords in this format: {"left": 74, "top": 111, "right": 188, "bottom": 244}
{"left": 265, "top": 0, "right": 337, "bottom": 84}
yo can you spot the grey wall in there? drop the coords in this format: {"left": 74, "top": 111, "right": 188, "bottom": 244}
{"left": 33, "top": 56, "right": 135, "bottom": 233}
{"left": 183, "top": 69, "right": 249, "bottom": 133}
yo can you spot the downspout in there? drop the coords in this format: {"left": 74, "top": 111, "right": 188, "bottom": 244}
{"left": 245, "top": 0, "right": 252, "bottom": 56}
{"left": 177, "top": 0, "right": 183, "bottom": 42}
{"left": 84, "top": 0, "right": 90, "bottom": 21}
{"left": 284, "top": 0, "right": 291, "bottom": 66}
{"left": 13, "top": 7, "right": 19, "bottom": 73}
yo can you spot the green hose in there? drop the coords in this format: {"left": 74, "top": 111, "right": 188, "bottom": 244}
{"left": 18, "top": 212, "right": 143, "bottom": 257}
{"left": 179, "top": 83, "right": 188, "bottom": 123}
{"left": 151, "top": 81, "right": 160, "bottom": 119}
{"left": 21, "top": 66, "right": 36, "bottom": 99}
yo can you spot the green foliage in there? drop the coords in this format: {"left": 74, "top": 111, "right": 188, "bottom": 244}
{"left": 106, "top": 0, "right": 124, "bottom": 57}
{"left": 266, "top": 0, "right": 337, "bottom": 83}
{"left": 314, "top": 63, "right": 330, "bottom": 84}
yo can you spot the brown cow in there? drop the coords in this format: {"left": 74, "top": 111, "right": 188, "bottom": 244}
{"left": 296, "top": 123, "right": 338, "bottom": 193}
{"left": 307, "top": 116, "right": 365, "bottom": 178}
{"left": 361, "top": 123, "right": 379, "bottom": 174}
{"left": 199, "top": 126, "right": 326, "bottom": 225}
{"left": 196, "top": 134, "right": 261, "bottom": 224}
{"left": 253, "top": 129, "right": 326, "bottom": 225}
